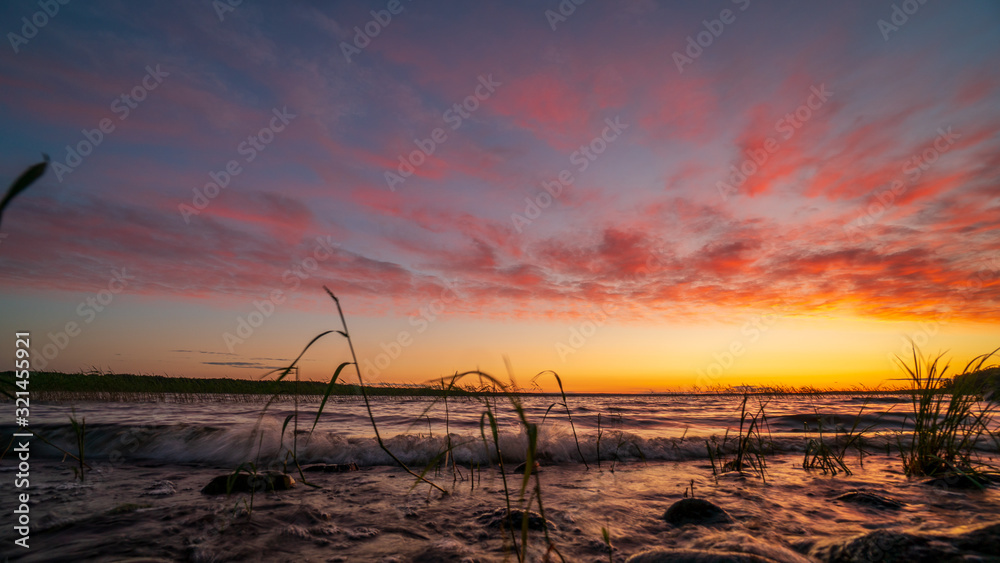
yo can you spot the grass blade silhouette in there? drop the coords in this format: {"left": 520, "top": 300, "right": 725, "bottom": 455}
{"left": 531, "top": 370, "right": 588, "bottom": 469}
{"left": 248, "top": 329, "right": 337, "bottom": 488}
{"left": 310, "top": 361, "right": 352, "bottom": 432}
{"left": 323, "top": 286, "right": 446, "bottom": 494}
{"left": 0, "top": 155, "right": 48, "bottom": 228}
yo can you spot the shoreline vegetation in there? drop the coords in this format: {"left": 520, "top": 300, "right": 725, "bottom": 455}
{"left": 2, "top": 366, "right": 998, "bottom": 402}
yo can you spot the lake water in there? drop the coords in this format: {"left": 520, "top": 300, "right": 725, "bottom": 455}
{"left": 3, "top": 393, "right": 999, "bottom": 562}
{"left": 19, "top": 393, "right": 920, "bottom": 467}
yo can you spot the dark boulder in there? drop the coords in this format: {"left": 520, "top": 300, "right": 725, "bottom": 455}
{"left": 512, "top": 460, "right": 540, "bottom": 475}
{"left": 953, "top": 521, "right": 1000, "bottom": 555}
{"left": 809, "top": 521, "right": 1000, "bottom": 562}
{"left": 142, "top": 480, "right": 177, "bottom": 497}
{"left": 663, "top": 498, "right": 734, "bottom": 527}
{"left": 921, "top": 472, "right": 993, "bottom": 490}
{"left": 302, "top": 463, "right": 360, "bottom": 473}
{"left": 476, "top": 507, "right": 553, "bottom": 532}
{"left": 201, "top": 472, "right": 295, "bottom": 495}
{"left": 810, "top": 529, "right": 944, "bottom": 562}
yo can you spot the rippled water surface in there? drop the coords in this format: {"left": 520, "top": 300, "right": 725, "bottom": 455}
{"left": 13, "top": 393, "right": 981, "bottom": 467}
{"left": 3, "top": 393, "right": 999, "bottom": 562}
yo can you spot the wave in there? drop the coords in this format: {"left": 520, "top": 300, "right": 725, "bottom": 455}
{"left": 766, "top": 411, "right": 910, "bottom": 432}
{"left": 5, "top": 420, "right": 932, "bottom": 469}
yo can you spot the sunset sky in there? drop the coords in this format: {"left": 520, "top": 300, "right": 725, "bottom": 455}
{"left": 1, "top": 1, "right": 998, "bottom": 392}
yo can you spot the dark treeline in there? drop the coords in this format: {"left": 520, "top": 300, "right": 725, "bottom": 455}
{"left": 0, "top": 371, "right": 476, "bottom": 399}
{"left": 3, "top": 367, "right": 997, "bottom": 402}
{"left": 949, "top": 366, "right": 1000, "bottom": 396}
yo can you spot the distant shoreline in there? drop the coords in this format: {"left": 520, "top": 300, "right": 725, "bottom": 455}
{"left": 0, "top": 370, "right": 932, "bottom": 400}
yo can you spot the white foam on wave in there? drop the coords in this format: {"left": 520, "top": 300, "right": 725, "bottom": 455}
{"left": 17, "top": 418, "right": 922, "bottom": 468}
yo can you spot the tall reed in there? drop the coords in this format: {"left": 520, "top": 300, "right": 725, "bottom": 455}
{"left": 432, "top": 370, "right": 566, "bottom": 563}
{"left": 533, "top": 370, "right": 588, "bottom": 469}
{"left": 801, "top": 400, "right": 880, "bottom": 476}
{"left": 896, "top": 346, "right": 1000, "bottom": 480}
{"left": 324, "top": 287, "right": 446, "bottom": 494}
{"left": 707, "top": 393, "right": 771, "bottom": 482}
{"left": 68, "top": 408, "right": 86, "bottom": 482}
{"left": 0, "top": 154, "right": 48, "bottom": 229}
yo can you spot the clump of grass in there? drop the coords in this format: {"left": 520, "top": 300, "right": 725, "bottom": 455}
{"left": 706, "top": 393, "right": 771, "bottom": 482}
{"left": 802, "top": 400, "right": 882, "bottom": 476}
{"left": 432, "top": 369, "right": 566, "bottom": 563}
{"left": 236, "top": 288, "right": 575, "bottom": 560}
{"left": 596, "top": 412, "right": 645, "bottom": 472}
{"left": 897, "top": 346, "right": 1000, "bottom": 482}
{"left": 682, "top": 478, "right": 695, "bottom": 498}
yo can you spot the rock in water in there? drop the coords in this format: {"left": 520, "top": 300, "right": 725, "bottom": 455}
{"left": 142, "top": 480, "right": 177, "bottom": 496}
{"left": 201, "top": 472, "right": 295, "bottom": 495}
{"left": 302, "top": 463, "right": 360, "bottom": 472}
{"left": 809, "top": 521, "right": 1000, "bottom": 562}
{"left": 954, "top": 521, "right": 1000, "bottom": 555}
{"left": 476, "top": 507, "right": 553, "bottom": 531}
{"left": 834, "top": 490, "right": 904, "bottom": 509}
{"left": 810, "top": 530, "right": 938, "bottom": 562}
{"left": 512, "top": 460, "right": 540, "bottom": 475}
{"left": 921, "top": 473, "right": 992, "bottom": 490}
{"left": 626, "top": 548, "right": 780, "bottom": 563}
{"left": 663, "top": 498, "right": 733, "bottom": 527}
